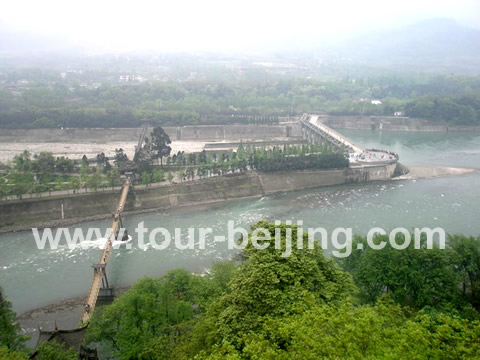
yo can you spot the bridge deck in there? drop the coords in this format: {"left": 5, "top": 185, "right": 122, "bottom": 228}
{"left": 301, "top": 114, "right": 399, "bottom": 165}
{"left": 80, "top": 178, "right": 130, "bottom": 324}
{"left": 307, "top": 114, "right": 364, "bottom": 153}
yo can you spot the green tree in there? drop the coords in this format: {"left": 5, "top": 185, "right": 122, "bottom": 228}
{"left": 0, "top": 286, "right": 28, "bottom": 351}
{"left": 81, "top": 155, "right": 89, "bottom": 167}
{"left": 183, "top": 221, "right": 355, "bottom": 354}
{"left": 96, "top": 152, "right": 107, "bottom": 167}
{"left": 13, "top": 151, "right": 31, "bottom": 172}
{"left": 149, "top": 126, "right": 172, "bottom": 167}
{"left": 114, "top": 148, "right": 129, "bottom": 166}
{"left": 140, "top": 171, "right": 152, "bottom": 186}
{"left": 86, "top": 270, "right": 217, "bottom": 360}
{"left": 0, "top": 346, "right": 28, "bottom": 360}
{"left": 203, "top": 299, "right": 480, "bottom": 360}
{"left": 55, "top": 156, "right": 74, "bottom": 175}
{"left": 107, "top": 168, "right": 120, "bottom": 189}
{"left": 32, "top": 152, "right": 55, "bottom": 182}
{"left": 86, "top": 172, "right": 102, "bottom": 191}
{"left": 34, "top": 341, "right": 78, "bottom": 360}
{"left": 339, "top": 234, "right": 460, "bottom": 309}
{"left": 449, "top": 235, "right": 480, "bottom": 308}
{"left": 152, "top": 169, "right": 164, "bottom": 183}
{"left": 70, "top": 177, "right": 81, "bottom": 194}
{"left": 9, "top": 171, "right": 34, "bottom": 199}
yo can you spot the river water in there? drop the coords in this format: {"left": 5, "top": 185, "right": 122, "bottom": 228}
{"left": 1, "top": 129, "right": 480, "bottom": 315}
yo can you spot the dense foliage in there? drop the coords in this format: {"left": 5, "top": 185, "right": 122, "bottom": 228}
{"left": 405, "top": 94, "right": 480, "bottom": 124}
{"left": 32, "top": 341, "right": 78, "bottom": 360}
{"left": 2, "top": 224, "right": 480, "bottom": 358}
{"left": 84, "top": 223, "right": 480, "bottom": 359}
{"left": 0, "top": 150, "right": 122, "bottom": 201}
{"left": 201, "top": 300, "right": 480, "bottom": 360}
{"left": 2, "top": 64, "right": 480, "bottom": 128}
{"left": 0, "top": 286, "right": 27, "bottom": 352}
{"left": 86, "top": 263, "right": 236, "bottom": 359}
{"left": 339, "top": 234, "right": 480, "bottom": 313}
{"left": 256, "top": 152, "right": 348, "bottom": 172}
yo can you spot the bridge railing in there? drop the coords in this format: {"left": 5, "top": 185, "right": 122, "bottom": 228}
{"left": 301, "top": 115, "right": 399, "bottom": 165}
{"left": 300, "top": 119, "right": 355, "bottom": 152}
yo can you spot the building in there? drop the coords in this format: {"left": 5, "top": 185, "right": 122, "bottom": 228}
{"left": 30, "top": 324, "right": 98, "bottom": 359}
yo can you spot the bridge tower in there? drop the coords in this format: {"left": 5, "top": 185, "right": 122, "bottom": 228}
{"left": 92, "top": 263, "right": 114, "bottom": 302}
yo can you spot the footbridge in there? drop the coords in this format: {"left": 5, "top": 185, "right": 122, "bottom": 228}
{"left": 300, "top": 114, "right": 399, "bottom": 165}
{"left": 33, "top": 178, "right": 131, "bottom": 359}
{"left": 80, "top": 178, "right": 130, "bottom": 324}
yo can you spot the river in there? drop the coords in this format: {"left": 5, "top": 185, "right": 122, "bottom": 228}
{"left": 1, "top": 129, "right": 480, "bottom": 316}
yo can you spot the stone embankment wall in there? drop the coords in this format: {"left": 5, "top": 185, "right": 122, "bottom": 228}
{"left": 321, "top": 115, "right": 480, "bottom": 132}
{"left": 0, "top": 123, "right": 303, "bottom": 143}
{"left": 0, "top": 164, "right": 395, "bottom": 229}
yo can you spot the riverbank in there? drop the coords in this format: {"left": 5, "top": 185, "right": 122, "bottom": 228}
{"left": 0, "top": 164, "right": 397, "bottom": 233}
{"left": 14, "top": 164, "right": 479, "bottom": 348}
{"left": 393, "top": 166, "right": 477, "bottom": 180}
{"left": 1, "top": 164, "right": 476, "bottom": 234}
{"left": 18, "top": 287, "right": 130, "bottom": 348}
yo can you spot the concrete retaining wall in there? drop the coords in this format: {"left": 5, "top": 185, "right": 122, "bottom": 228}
{"left": 321, "top": 115, "right": 480, "bottom": 132}
{"left": 0, "top": 164, "right": 396, "bottom": 229}
{"left": 0, "top": 124, "right": 303, "bottom": 143}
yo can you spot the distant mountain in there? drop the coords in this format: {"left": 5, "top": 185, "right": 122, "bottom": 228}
{"left": 0, "top": 22, "right": 84, "bottom": 56}
{"left": 327, "top": 19, "right": 480, "bottom": 74}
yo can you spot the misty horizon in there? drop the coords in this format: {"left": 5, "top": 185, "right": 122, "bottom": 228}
{"left": 1, "top": 0, "right": 479, "bottom": 55}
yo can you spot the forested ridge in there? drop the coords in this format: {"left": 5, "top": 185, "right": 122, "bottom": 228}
{"left": 1, "top": 63, "right": 480, "bottom": 128}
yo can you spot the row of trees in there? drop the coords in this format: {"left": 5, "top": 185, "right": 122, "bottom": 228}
{"left": 1, "top": 124, "right": 173, "bottom": 198}
{"left": 256, "top": 152, "right": 348, "bottom": 172}
{"left": 0, "top": 150, "right": 126, "bottom": 200}
{"left": 1, "top": 140, "right": 348, "bottom": 200}
{"left": 139, "top": 143, "right": 347, "bottom": 182}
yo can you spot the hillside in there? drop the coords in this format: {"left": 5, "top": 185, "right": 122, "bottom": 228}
{"left": 328, "top": 19, "right": 480, "bottom": 74}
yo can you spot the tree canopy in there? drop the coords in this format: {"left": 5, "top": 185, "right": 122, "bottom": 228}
{"left": 0, "top": 286, "right": 28, "bottom": 352}
{"left": 84, "top": 226, "right": 480, "bottom": 359}
{"left": 148, "top": 126, "right": 172, "bottom": 166}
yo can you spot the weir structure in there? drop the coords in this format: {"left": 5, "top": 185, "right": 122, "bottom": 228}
{"left": 301, "top": 114, "right": 364, "bottom": 153}
{"left": 300, "top": 113, "right": 399, "bottom": 167}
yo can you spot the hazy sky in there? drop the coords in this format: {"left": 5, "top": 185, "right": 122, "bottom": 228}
{"left": 1, "top": 0, "right": 479, "bottom": 52}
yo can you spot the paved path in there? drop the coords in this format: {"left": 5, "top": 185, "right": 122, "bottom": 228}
{"left": 309, "top": 114, "right": 364, "bottom": 154}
